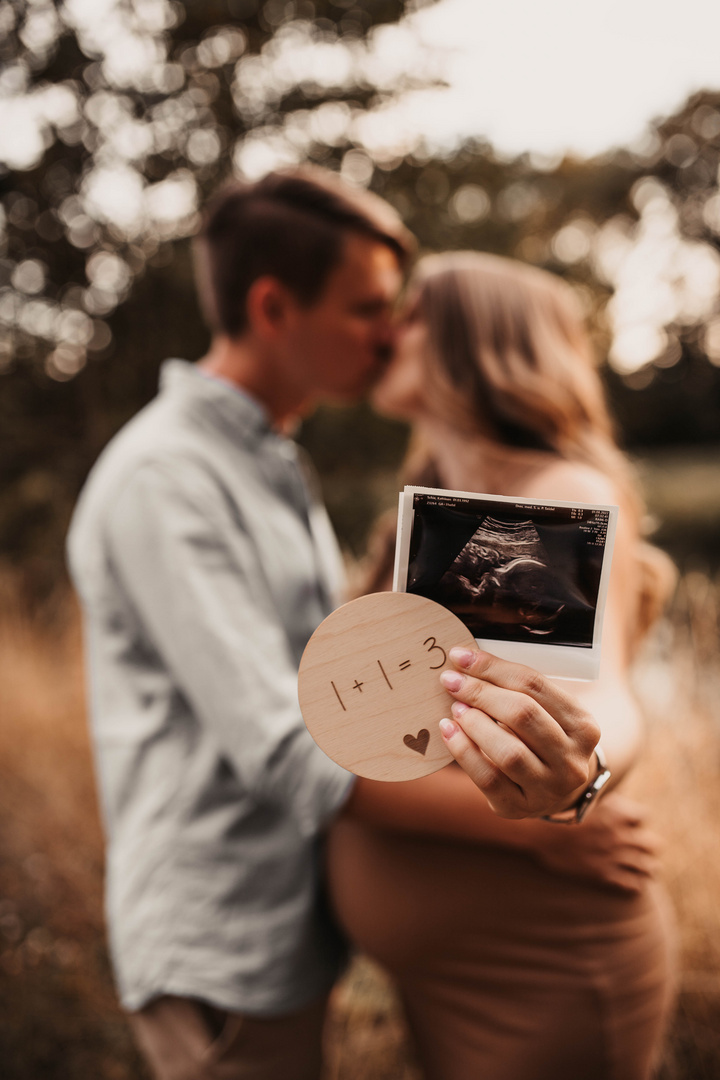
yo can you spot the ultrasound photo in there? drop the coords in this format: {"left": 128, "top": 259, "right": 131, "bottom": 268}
{"left": 394, "top": 487, "right": 617, "bottom": 679}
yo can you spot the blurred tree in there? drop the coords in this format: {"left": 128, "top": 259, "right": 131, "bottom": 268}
{"left": 593, "top": 92, "right": 720, "bottom": 448}
{"left": 0, "top": 0, "right": 440, "bottom": 588}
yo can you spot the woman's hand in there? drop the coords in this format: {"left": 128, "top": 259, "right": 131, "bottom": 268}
{"left": 530, "top": 793, "right": 662, "bottom": 892}
{"left": 438, "top": 647, "right": 601, "bottom": 819}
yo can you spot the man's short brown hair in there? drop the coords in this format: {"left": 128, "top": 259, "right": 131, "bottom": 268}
{"left": 194, "top": 167, "right": 414, "bottom": 338}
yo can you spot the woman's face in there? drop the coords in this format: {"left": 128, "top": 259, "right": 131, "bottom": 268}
{"left": 370, "top": 309, "right": 432, "bottom": 421}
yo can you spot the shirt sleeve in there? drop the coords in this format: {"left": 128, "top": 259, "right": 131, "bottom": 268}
{"left": 104, "top": 457, "right": 354, "bottom": 838}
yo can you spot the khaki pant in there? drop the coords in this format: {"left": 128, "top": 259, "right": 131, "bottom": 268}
{"left": 129, "top": 994, "right": 329, "bottom": 1080}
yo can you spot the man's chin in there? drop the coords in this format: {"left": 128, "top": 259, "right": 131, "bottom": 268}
{"left": 361, "top": 354, "right": 394, "bottom": 397}
{"left": 313, "top": 382, "right": 369, "bottom": 409}
{"left": 335, "top": 365, "right": 390, "bottom": 404}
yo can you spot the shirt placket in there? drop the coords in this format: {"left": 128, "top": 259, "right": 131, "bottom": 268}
{"left": 272, "top": 441, "right": 341, "bottom": 613}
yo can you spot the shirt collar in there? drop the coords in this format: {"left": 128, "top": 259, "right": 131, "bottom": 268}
{"left": 159, "top": 359, "right": 273, "bottom": 444}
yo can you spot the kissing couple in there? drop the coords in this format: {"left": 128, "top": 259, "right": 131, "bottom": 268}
{"left": 68, "top": 166, "right": 676, "bottom": 1080}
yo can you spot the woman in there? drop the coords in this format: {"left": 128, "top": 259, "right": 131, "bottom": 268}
{"left": 329, "top": 252, "right": 677, "bottom": 1080}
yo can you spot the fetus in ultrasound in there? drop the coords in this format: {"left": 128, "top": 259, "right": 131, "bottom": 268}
{"left": 432, "top": 517, "right": 594, "bottom": 644}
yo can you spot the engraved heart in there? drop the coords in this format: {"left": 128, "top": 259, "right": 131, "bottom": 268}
{"left": 403, "top": 729, "right": 430, "bottom": 755}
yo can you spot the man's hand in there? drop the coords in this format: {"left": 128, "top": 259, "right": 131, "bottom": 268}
{"left": 438, "top": 647, "right": 601, "bottom": 819}
{"left": 529, "top": 792, "right": 661, "bottom": 892}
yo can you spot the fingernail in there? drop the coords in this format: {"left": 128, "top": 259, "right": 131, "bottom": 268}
{"left": 440, "top": 670, "right": 463, "bottom": 692}
{"left": 449, "top": 647, "right": 474, "bottom": 668}
{"left": 451, "top": 700, "right": 469, "bottom": 717}
{"left": 439, "top": 718, "right": 458, "bottom": 739}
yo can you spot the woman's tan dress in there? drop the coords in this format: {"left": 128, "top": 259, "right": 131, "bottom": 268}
{"left": 327, "top": 811, "right": 676, "bottom": 1080}
{"left": 328, "top": 481, "right": 676, "bottom": 1079}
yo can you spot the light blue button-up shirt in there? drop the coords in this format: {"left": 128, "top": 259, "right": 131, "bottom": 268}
{"left": 67, "top": 360, "right": 354, "bottom": 1014}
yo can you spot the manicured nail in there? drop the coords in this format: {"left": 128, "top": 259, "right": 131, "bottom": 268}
{"left": 439, "top": 718, "right": 458, "bottom": 739}
{"left": 449, "top": 647, "right": 474, "bottom": 668}
{"left": 451, "top": 700, "right": 469, "bottom": 717}
{"left": 440, "top": 670, "right": 463, "bottom": 692}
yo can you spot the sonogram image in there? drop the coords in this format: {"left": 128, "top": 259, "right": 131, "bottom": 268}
{"left": 405, "top": 497, "right": 609, "bottom": 648}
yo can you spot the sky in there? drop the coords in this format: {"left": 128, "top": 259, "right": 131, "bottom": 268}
{"left": 388, "top": 0, "right": 720, "bottom": 159}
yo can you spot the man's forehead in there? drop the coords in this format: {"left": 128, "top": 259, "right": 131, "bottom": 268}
{"left": 328, "top": 231, "right": 404, "bottom": 295}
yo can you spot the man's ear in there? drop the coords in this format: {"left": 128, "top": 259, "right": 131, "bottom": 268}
{"left": 246, "top": 276, "right": 296, "bottom": 339}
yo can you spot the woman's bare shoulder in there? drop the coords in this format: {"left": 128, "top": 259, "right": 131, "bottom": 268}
{"left": 517, "top": 459, "right": 619, "bottom": 506}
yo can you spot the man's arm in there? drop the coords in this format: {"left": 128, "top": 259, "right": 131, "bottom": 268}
{"left": 103, "top": 458, "right": 353, "bottom": 836}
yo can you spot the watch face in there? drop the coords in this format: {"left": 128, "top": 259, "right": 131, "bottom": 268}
{"left": 575, "top": 767, "right": 612, "bottom": 822}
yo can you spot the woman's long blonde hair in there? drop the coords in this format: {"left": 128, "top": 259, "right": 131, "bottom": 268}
{"left": 400, "top": 251, "right": 675, "bottom": 644}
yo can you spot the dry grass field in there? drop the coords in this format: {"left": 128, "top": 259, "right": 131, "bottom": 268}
{"left": 0, "top": 568, "right": 719, "bottom": 1079}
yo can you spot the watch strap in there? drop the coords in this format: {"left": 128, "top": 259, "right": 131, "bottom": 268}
{"left": 541, "top": 745, "right": 612, "bottom": 825}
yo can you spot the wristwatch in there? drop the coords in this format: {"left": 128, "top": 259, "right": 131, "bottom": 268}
{"left": 541, "top": 745, "right": 612, "bottom": 824}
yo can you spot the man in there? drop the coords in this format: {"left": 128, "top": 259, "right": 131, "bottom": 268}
{"left": 67, "top": 168, "right": 602, "bottom": 1080}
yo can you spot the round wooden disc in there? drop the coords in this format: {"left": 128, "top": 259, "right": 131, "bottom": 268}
{"left": 298, "top": 592, "right": 477, "bottom": 781}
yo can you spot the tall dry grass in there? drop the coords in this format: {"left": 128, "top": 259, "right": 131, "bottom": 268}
{"left": 625, "top": 571, "right": 720, "bottom": 1078}
{"left": 0, "top": 569, "right": 718, "bottom": 1078}
{"left": 0, "top": 576, "right": 149, "bottom": 1079}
